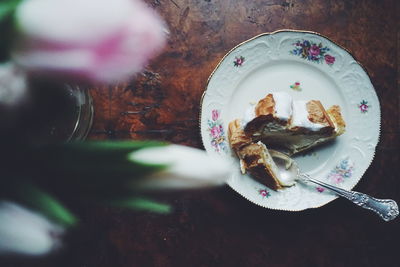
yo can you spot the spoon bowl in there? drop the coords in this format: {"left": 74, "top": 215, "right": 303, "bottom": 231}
{"left": 269, "top": 150, "right": 299, "bottom": 185}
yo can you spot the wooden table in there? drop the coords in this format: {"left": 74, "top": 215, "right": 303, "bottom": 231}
{"left": 5, "top": 0, "right": 399, "bottom": 266}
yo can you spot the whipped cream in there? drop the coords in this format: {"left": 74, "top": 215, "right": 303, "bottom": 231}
{"left": 241, "top": 103, "right": 256, "bottom": 127}
{"left": 272, "top": 92, "right": 292, "bottom": 121}
{"left": 290, "top": 100, "right": 325, "bottom": 131}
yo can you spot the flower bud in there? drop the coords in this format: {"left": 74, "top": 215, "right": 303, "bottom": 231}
{"left": 13, "top": 0, "right": 167, "bottom": 84}
{"left": 129, "top": 145, "right": 231, "bottom": 190}
{"left": 0, "top": 201, "right": 64, "bottom": 256}
{"left": 0, "top": 62, "right": 28, "bottom": 107}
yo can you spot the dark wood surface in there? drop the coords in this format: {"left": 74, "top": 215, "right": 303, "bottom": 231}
{"left": 4, "top": 0, "right": 399, "bottom": 266}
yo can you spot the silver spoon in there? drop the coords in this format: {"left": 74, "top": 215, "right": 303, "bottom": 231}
{"left": 269, "top": 150, "right": 399, "bottom": 222}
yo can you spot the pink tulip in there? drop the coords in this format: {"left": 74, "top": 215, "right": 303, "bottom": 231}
{"left": 12, "top": 0, "right": 167, "bottom": 84}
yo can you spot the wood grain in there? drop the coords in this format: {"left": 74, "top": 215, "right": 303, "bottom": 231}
{"left": 86, "top": 1, "right": 400, "bottom": 266}
{"left": 3, "top": 0, "right": 398, "bottom": 266}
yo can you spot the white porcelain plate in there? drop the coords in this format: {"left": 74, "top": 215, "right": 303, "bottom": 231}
{"left": 200, "top": 30, "right": 380, "bottom": 211}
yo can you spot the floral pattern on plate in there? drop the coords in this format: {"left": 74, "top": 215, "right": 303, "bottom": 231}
{"left": 290, "top": 40, "right": 335, "bottom": 65}
{"left": 207, "top": 109, "right": 228, "bottom": 153}
{"left": 258, "top": 188, "right": 271, "bottom": 198}
{"left": 358, "top": 100, "right": 369, "bottom": 113}
{"left": 233, "top": 56, "right": 245, "bottom": 67}
{"left": 290, "top": 81, "right": 302, "bottom": 91}
{"left": 316, "top": 158, "right": 354, "bottom": 192}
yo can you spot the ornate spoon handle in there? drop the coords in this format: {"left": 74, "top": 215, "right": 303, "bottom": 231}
{"left": 299, "top": 174, "right": 399, "bottom": 222}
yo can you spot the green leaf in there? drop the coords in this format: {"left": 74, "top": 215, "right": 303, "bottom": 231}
{"left": 6, "top": 141, "right": 173, "bottom": 201}
{"left": 32, "top": 141, "right": 170, "bottom": 185}
{"left": 0, "top": 0, "right": 20, "bottom": 62}
{"left": 110, "top": 197, "right": 171, "bottom": 214}
{"left": 20, "top": 184, "right": 78, "bottom": 227}
{"left": 65, "top": 140, "right": 168, "bottom": 152}
{"left": 0, "top": 0, "right": 21, "bottom": 22}
{"left": 35, "top": 141, "right": 168, "bottom": 164}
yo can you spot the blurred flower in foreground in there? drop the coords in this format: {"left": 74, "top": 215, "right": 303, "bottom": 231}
{"left": 7, "top": 141, "right": 230, "bottom": 213}
{"left": 12, "top": 0, "right": 166, "bottom": 84}
{"left": 0, "top": 201, "right": 64, "bottom": 256}
{"left": 32, "top": 141, "right": 231, "bottom": 192}
{"left": 1, "top": 142, "right": 231, "bottom": 255}
{"left": 0, "top": 62, "right": 27, "bottom": 107}
{"left": 129, "top": 145, "right": 230, "bottom": 190}
{"left": 0, "top": 62, "right": 30, "bottom": 133}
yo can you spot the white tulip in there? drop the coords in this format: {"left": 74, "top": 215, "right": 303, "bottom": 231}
{"left": 0, "top": 201, "right": 64, "bottom": 256}
{"left": 129, "top": 145, "right": 231, "bottom": 190}
{"left": 0, "top": 63, "right": 28, "bottom": 106}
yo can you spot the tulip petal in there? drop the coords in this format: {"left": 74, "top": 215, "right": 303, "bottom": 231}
{"left": 13, "top": 49, "right": 94, "bottom": 70}
{"left": 15, "top": 0, "right": 132, "bottom": 44}
{"left": 0, "top": 201, "right": 64, "bottom": 256}
{"left": 13, "top": 0, "right": 167, "bottom": 83}
{"left": 129, "top": 145, "right": 231, "bottom": 190}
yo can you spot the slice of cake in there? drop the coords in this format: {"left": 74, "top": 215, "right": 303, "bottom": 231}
{"left": 244, "top": 92, "right": 292, "bottom": 137}
{"left": 228, "top": 119, "right": 294, "bottom": 190}
{"left": 243, "top": 92, "right": 345, "bottom": 155}
{"left": 237, "top": 142, "right": 283, "bottom": 190}
{"left": 227, "top": 91, "right": 346, "bottom": 190}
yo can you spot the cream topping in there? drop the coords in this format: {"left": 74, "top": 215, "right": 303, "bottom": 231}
{"left": 241, "top": 103, "right": 256, "bottom": 127}
{"left": 272, "top": 92, "right": 292, "bottom": 121}
{"left": 290, "top": 100, "right": 325, "bottom": 131}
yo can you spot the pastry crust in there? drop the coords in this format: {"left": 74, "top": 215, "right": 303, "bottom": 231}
{"left": 245, "top": 94, "right": 288, "bottom": 136}
{"left": 306, "top": 100, "right": 334, "bottom": 128}
{"left": 228, "top": 120, "right": 283, "bottom": 189}
{"left": 326, "top": 105, "right": 346, "bottom": 136}
{"left": 237, "top": 143, "right": 282, "bottom": 190}
{"left": 255, "top": 94, "right": 275, "bottom": 116}
{"left": 228, "top": 119, "right": 252, "bottom": 152}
